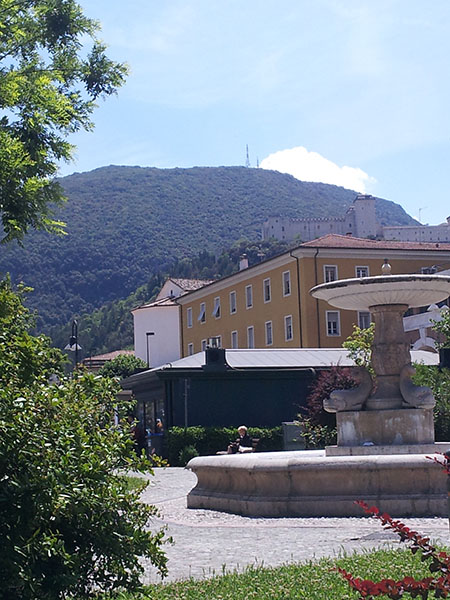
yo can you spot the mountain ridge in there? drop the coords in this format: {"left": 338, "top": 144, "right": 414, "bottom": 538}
{"left": 0, "top": 165, "right": 416, "bottom": 336}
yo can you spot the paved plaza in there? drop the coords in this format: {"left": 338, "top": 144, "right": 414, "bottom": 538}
{"left": 139, "top": 466, "right": 449, "bottom": 584}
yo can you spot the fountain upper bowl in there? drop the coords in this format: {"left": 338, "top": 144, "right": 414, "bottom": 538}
{"left": 310, "top": 274, "right": 450, "bottom": 311}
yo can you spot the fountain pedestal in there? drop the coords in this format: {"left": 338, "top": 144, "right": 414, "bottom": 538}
{"left": 334, "top": 408, "right": 435, "bottom": 449}
{"left": 366, "top": 303, "right": 410, "bottom": 410}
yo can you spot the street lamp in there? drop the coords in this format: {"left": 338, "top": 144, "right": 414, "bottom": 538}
{"left": 146, "top": 331, "right": 155, "bottom": 368}
{"left": 64, "top": 319, "right": 82, "bottom": 370}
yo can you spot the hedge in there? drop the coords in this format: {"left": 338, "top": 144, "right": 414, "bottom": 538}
{"left": 166, "top": 426, "right": 283, "bottom": 466}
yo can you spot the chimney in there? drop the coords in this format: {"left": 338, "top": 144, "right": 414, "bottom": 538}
{"left": 202, "top": 339, "right": 229, "bottom": 372}
{"left": 239, "top": 254, "right": 249, "bottom": 270}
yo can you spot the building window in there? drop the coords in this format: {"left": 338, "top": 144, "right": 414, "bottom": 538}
{"left": 212, "top": 296, "right": 221, "bottom": 318}
{"left": 265, "top": 321, "right": 273, "bottom": 346}
{"left": 187, "top": 307, "right": 193, "bottom": 328}
{"left": 187, "top": 343, "right": 194, "bottom": 355}
{"left": 201, "top": 339, "right": 207, "bottom": 351}
{"left": 324, "top": 265, "right": 338, "bottom": 282}
{"left": 247, "top": 326, "right": 255, "bottom": 348}
{"left": 198, "top": 302, "right": 206, "bottom": 323}
{"left": 284, "top": 315, "right": 293, "bottom": 341}
{"left": 356, "top": 266, "right": 369, "bottom": 278}
{"left": 245, "top": 284, "right": 253, "bottom": 308}
{"left": 216, "top": 335, "right": 222, "bottom": 348}
{"left": 231, "top": 330, "right": 238, "bottom": 349}
{"left": 229, "top": 290, "right": 237, "bottom": 314}
{"left": 358, "top": 311, "right": 371, "bottom": 329}
{"left": 263, "top": 278, "right": 271, "bottom": 303}
{"left": 326, "top": 311, "right": 340, "bottom": 336}
{"left": 283, "top": 271, "right": 291, "bottom": 296}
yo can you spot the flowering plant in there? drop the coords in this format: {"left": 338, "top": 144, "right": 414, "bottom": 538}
{"left": 338, "top": 500, "right": 450, "bottom": 599}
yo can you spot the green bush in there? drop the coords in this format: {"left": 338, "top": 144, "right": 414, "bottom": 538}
{"left": 0, "top": 278, "right": 168, "bottom": 599}
{"left": 178, "top": 445, "right": 200, "bottom": 466}
{"left": 99, "top": 354, "right": 147, "bottom": 379}
{"left": 298, "top": 417, "right": 337, "bottom": 449}
{"left": 413, "top": 364, "right": 450, "bottom": 441}
{"left": 166, "top": 426, "right": 283, "bottom": 466}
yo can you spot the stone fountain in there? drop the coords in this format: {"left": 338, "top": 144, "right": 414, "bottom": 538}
{"left": 187, "top": 269, "right": 450, "bottom": 517}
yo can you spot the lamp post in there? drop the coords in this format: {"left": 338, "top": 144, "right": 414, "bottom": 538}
{"left": 64, "top": 319, "right": 82, "bottom": 371}
{"left": 146, "top": 331, "right": 155, "bottom": 368}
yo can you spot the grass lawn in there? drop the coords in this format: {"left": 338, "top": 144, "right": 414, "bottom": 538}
{"left": 94, "top": 546, "right": 439, "bottom": 599}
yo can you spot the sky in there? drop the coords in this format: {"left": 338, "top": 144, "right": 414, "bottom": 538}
{"left": 65, "top": 0, "right": 450, "bottom": 225}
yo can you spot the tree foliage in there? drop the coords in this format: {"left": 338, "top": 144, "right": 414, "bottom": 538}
{"left": 342, "top": 322, "right": 375, "bottom": 374}
{"left": 99, "top": 353, "right": 147, "bottom": 379}
{"left": 49, "top": 237, "right": 292, "bottom": 356}
{"left": 0, "top": 166, "right": 417, "bottom": 335}
{"left": 0, "top": 0, "right": 127, "bottom": 242}
{"left": 432, "top": 307, "right": 450, "bottom": 349}
{"left": 412, "top": 313, "right": 450, "bottom": 441}
{"left": 0, "top": 279, "right": 168, "bottom": 598}
{"left": 0, "top": 276, "right": 66, "bottom": 385}
{"left": 302, "top": 367, "right": 357, "bottom": 428}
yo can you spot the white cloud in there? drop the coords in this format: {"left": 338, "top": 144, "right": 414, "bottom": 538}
{"left": 259, "top": 146, "right": 376, "bottom": 193}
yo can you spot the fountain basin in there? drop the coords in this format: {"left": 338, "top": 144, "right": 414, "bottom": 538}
{"left": 187, "top": 449, "right": 448, "bottom": 517}
{"left": 310, "top": 274, "right": 450, "bottom": 311}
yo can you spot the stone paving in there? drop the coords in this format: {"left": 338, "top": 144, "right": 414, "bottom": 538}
{"left": 139, "top": 467, "right": 449, "bottom": 584}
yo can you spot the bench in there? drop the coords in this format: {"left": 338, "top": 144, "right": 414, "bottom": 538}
{"left": 216, "top": 438, "right": 260, "bottom": 455}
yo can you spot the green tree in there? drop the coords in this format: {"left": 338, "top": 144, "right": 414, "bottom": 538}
{"left": 413, "top": 363, "right": 450, "bottom": 441}
{"left": 342, "top": 323, "right": 375, "bottom": 374}
{"left": 0, "top": 0, "right": 127, "bottom": 242}
{"left": 0, "top": 276, "right": 66, "bottom": 385}
{"left": 432, "top": 307, "right": 450, "bottom": 348}
{"left": 99, "top": 353, "right": 147, "bottom": 379}
{"left": 0, "top": 279, "right": 168, "bottom": 598}
{"left": 413, "top": 310, "right": 450, "bottom": 440}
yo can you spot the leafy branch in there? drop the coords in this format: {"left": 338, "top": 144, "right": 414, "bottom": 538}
{"left": 338, "top": 500, "right": 450, "bottom": 599}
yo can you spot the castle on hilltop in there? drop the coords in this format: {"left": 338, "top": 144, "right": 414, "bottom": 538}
{"left": 262, "top": 194, "right": 450, "bottom": 243}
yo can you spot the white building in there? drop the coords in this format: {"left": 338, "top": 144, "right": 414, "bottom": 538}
{"left": 383, "top": 217, "right": 450, "bottom": 243}
{"left": 132, "top": 278, "right": 212, "bottom": 368}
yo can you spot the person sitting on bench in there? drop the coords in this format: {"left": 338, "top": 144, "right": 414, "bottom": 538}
{"left": 227, "top": 425, "right": 253, "bottom": 454}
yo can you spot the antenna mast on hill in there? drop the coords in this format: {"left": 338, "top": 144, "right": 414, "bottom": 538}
{"left": 245, "top": 144, "right": 250, "bottom": 168}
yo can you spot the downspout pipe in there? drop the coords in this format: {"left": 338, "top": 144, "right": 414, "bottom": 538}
{"left": 174, "top": 297, "right": 184, "bottom": 358}
{"left": 313, "top": 247, "right": 321, "bottom": 347}
{"left": 289, "top": 250, "right": 303, "bottom": 347}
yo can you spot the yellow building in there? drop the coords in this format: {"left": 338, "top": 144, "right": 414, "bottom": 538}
{"left": 176, "top": 234, "right": 450, "bottom": 356}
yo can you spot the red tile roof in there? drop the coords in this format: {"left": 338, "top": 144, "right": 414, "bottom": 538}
{"left": 132, "top": 297, "right": 179, "bottom": 311}
{"left": 300, "top": 234, "right": 450, "bottom": 251}
{"left": 170, "top": 277, "right": 213, "bottom": 291}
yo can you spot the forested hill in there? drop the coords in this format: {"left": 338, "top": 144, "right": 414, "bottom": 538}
{"left": 0, "top": 165, "right": 416, "bottom": 335}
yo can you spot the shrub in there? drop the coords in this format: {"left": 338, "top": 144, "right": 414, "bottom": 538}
{"left": 99, "top": 354, "right": 147, "bottom": 379}
{"left": 0, "top": 278, "right": 168, "bottom": 599}
{"left": 300, "top": 367, "right": 356, "bottom": 428}
{"left": 293, "top": 367, "right": 357, "bottom": 449}
{"left": 413, "top": 363, "right": 450, "bottom": 441}
{"left": 432, "top": 307, "right": 450, "bottom": 348}
{"left": 339, "top": 498, "right": 450, "bottom": 599}
{"left": 299, "top": 418, "right": 337, "bottom": 449}
{"left": 166, "top": 426, "right": 283, "bottom": 466}
{"left": 178, "top": 445, "right": 200, "bottom": 466}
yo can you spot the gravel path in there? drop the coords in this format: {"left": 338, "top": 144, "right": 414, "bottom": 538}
{"left": 139, "top": 467, "right": 449, "bottom": 583}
